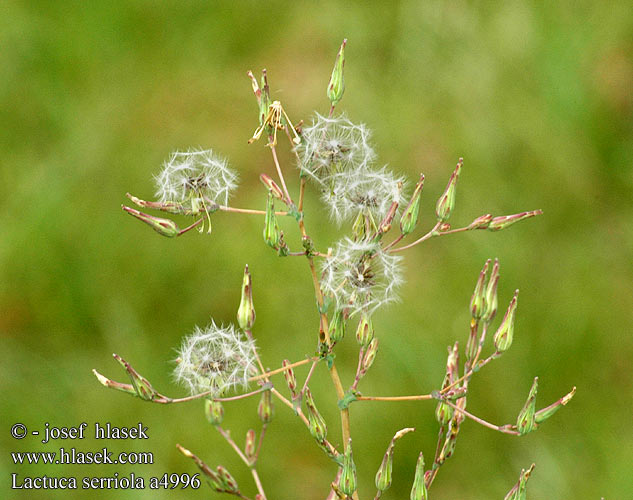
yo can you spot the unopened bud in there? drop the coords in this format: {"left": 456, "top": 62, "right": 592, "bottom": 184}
{"left": 482, "top": 259, "right": 499, "bottom": 322}
{"left": 263, "top": 191, "right": 281, "bottom": 248}
{"left": 516, "top": 377, "right": 538, "bottom": 436}
{"left": 435, "top": 374, "right": 454, "bottom": 426}
{"left": 447, "top": 342, "right": 460, "bottom": 383}
{"left": 304, "top": 387, "right": 328, "bottom": 443}
{"left": 494, "top": 290, "right": 519, "bottom": 352}
{"left": 204, "top": 399, "right": 224, "bottom": 426}
{"left": 504, "top": 464, "right": 535, "bottom": 500}
{"left": 327, "top": 39, "right": 346, "bottom": 106}
{"left": 244, "top": 429, "right": 256, "bottom": 460}
{"left": 378, "top": 201, "right": 399, "bottom": 235}
{"left": 361, "top": 338, "right": 379, "bottom": 373}
{"left": 438, "top": 427, "right": 458, "bottom": 464}
{"left": 176, "top": 444, "right": 223, "bottom": 490}
{"left": 217, "top": 465, "right": 239, "bottom": 493}
{"left": 328, "top": 309, "right": 346, "bottom": 343}
{"left": 435, "top": 158, "right": 462, "bottom": 222}
{"left": 355, "top": 312, "right": 374, "bottom": 347}
{"left": 122, "top": 206, "right": 179, "bottom": 237}
{"left": 113, "top": 354, "right": 158, "bottom": 401}
{"left": 409, "top": 452, "right": 428, "bottom": 500}
{"left": 468, "top": 213, "right": 493, "bottom": 229}
{"left": 470, "top": 259, "right": 490, "bottom": 319}
{"left": 375, "top": 448, "right": 393, "bottom": 492}
{"left": 257, "top": 389, "right": 274, "bottom": 424}
{"left": 339, "top": 439, "right": 357, "bottom": 496}
{"left": 237, "top": 265, "right": 256, "bottom": 330}
{"left": 488, "top": 210, "right": 543, "bottom": 231}
{"left": 282, "top": 359, "right": 298, "bottom": 395}
{"left": 400, "top": 174, "right": 425, "bottom": 235}
{"left": 260, "top": 174, "right": 284, "bottom": 201}
{"left": 535, "top": 386, "right": 576, "bottom": 424}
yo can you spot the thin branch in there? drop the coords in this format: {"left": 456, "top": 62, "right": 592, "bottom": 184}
{"left": 356, "top": 394, "right": 434, "bottom": 402}
{"left": 440, "top": 399, "right": 519, "bottom": 435}
{"left": 216, "top": 425, "right": 251, "bottom": 466}
{"left": 249, "top": 357, "right": 317, "bottom": 383}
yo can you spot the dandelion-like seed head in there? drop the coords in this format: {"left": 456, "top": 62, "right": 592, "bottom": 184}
{"left": 322, "top": 166, "right": 406, "bottom": 224}
{"left": 321, "top": 237, "right": 404, "bottom": 316}
{"left": 297, "top": 114, "right": 376, "bottom": 184}
{"left": 154, "top": 149, "right": 238, "bottom": 206}
{"left": 173, "top": 322, "right": 257, "bottom": 397}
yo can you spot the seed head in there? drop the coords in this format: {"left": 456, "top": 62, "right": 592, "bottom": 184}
{"left": 154, "top": 149, "right": 238, "bottom": 207}
{"left": 321, "top": 238, "right": 404, "bottom": 316}
{"left": 174, "top": 322, "right": 258, "bottom": 397}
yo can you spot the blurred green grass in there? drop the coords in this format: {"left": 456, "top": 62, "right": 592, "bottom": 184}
{"left": 1, "top": 1, "right": 632, "bottom": 498}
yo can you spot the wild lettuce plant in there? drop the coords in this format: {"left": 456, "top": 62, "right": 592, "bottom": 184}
{"left": 94, "top": 39, "right": 575, "bottom": 500}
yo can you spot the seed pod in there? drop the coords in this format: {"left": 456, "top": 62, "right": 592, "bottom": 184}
{"left": 435, "top": 158, "right": 462, "bottom": 222}
{"left": 113, "top": 354, "right": 158, "bottom": 401}
{"left": 375, "top": 447, "right": 393, "bottom": 492}
{"left": 237, "top": 265, "right": 256, "bottom": 330}
{"left": 516, "top": 377, "right": 538, "bottom": 436}
{"left": 535, "top": 386, "right": 576, "bottom": 424}
{"left": 204, "top": 399, "right": 224, "bottom": 426}
{"left": 488, "top": 210, "right": 543, "bottom": 231}
{"left": 176, "top": 444, "right": 224, "bottom": 491}
{"left": 468, "top": 213, "right": 492, "bottom": 229}
{"left": 257, "top": 390, "right": 274, "bottom": 424}
{"left": 304, "top": 387, "right": 328, "bottom": 443}
{"left": 338, "top": 439, "right": 357, "bottom": 497}
{"left": 244, "top": 429, "right": 256, "bottom": 461}
{"left": 494, "top": 290, "right": 519, "bottom": 353}
{"left": 361, "top": 338, "right": 379, "bottom": 374}
{"left": 327, "top": 39, "right": 346, "bottom": 106}
{"left": 355, "top": 312, "right": 374, "bottom": 347}
{"left": 122, "top": 206, "right": 180, "bottom": 237}
{"left": 329, "top": 309, "right": 346, "bottom": 343}
{"left": 263, "top": 191, "right": 280, "bottom": 248}
{"left": 409, "top": 452, "right": 428, "bottom": 500}
{"left": 217, "top": 465, "right": 239, "bottom": 493}
{"left": 400, "top": 174, "right": 425, "bottom": 235}
{"left": 435, "top": 373, "right": 454, "bottom": 426}
{"left": 282, "top": 359, "right": 297, "bottom": 396}
{"left": 482, "top": 259, "right": 499, "bottom": 322}
{"left": 470, "top": 260, "right": 490, "bottom": 320}
{"left": 259, "top": 173, "right": 284, "bottom": 201}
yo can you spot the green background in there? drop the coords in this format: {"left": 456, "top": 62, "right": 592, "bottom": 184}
{"left": 2, "top": 1, "right": 631, "bottom": 498}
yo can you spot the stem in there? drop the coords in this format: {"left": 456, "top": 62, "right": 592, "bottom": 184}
{"left": 269, "top": 143, "right": 293, "bottom": 205}
{"left": 214, "top": 386, "right": 271, "bottom": 402}
{"left": 249, "top": 357, "right": 316, "bottom": 383}
{"left": 356, "top": 394, "right": 433, "bottom": 402}
{"left": 388, "top": 222, "right": 441, "bottom": 253}
{"left": 251, "top": 469, "right": 267, "bottom": 499}
{"left": 246, "top": 329, "right": 269, "bottom": 384}
{"left": 300, "top": 359, "right": 319, "bottom": 398}
{"left": 218, "top": 205, "right": 289, "bottom": 216}
{"left": 440, "top": 399, "right": 519, "bottom": 435}
{"left": 350, "top": 348, "right": 365, "bottom": 391}
{"left": 253, "top": 424, "right": 268, "bottom": 464}
{"left": 440, "top": 352, "right": 497, "bottom": 394}
{"left": 216, "top": 425, "right": 251, "bottom": 465}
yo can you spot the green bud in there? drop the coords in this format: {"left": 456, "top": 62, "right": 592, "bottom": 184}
{"left": 438, "top": 426, "right": 458, "bottom": 464}
{"left": 244, "top": 429, "right": 256, "bottom": 461}
{"left": 122, "top": 206, "right": 179, "bottom": 237}
{"left": 352, "top": 210, "right": 367, "bottom": 241}
{"left": 361, "top": 338, "right": 379, "bottom": 374}
{"left": 516, "top": 377, "right": 538, "bottom": 436}
{"left": 329, "top": 309, "right": 346, "bottom": 343}
{"left": 204, "top": 399, "right": 224, "bottom": 426}
{"left": 113, "top": 354, "right": 158, "bottom": 401}
{"left": 465, "top": 318, "right": 479, "bottom": 364}
{"left": 257, "top": 389, "right": 274, "bottom": 424}
{"left": 400, "top": 174, "right": 425, "bottom": 235}
{"left": 482, "top": 259, "right": 499, "bottom": 322}
{"left": 493, "top": 290, "right": 519, "bottom": 353}
{"left": 237, "top": 265, "right": 256, "bottom": 330}
{"left": 282, "top": 359, "right": 298, "bottom": 396}
{"left": 259, "top": 173, "right": 284, "bottom": 201}
{"left": 327, "top": 39, "right": 346, "bottom": 106}
{"left": 488, "top": 210, "right": 543, "bottom": 231}
{"left": 339, "top": 439, "right": 357, "bottom": 497}
{"left": 176, "top": 444, "right": 223, "bottom": 491}
{"left": 468, "top": 213, "right": 493, "bottom": 229}
{"left": 375, "top": 448, "right": 393, "bottom": 492}
{"left": 217, "top": 465, "right": 239, "bottom": 493}
{"left": 304, "top": 387, "right": 328, "bottom": 443}
{"left": 535, "top": 386, "right": 576, "bottom": 424}
{"left": 435, "top": 374, "right": 454, "bottom": 426}
{"left": 470, "top": 259, "right": 490, "bottom": 320}
{"left": 447, "top": 342, "right": 460, "bottom": 383}
{"left": 409, "top": 452, "right": 428, "bottom": 500}
{"left": 355, "top": 312, "right": 374, "bottom": 347}
{"left": 504, "top": 464, "right": 535, "bottom": 500}
{"left": 263, "top": 191, "right": 281, "bottom": 248}
{"left": 435, "top": 158, "right": 462, "bottom": 222}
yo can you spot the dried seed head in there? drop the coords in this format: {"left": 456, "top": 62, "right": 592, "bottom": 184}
{"left": 173, "top": 322, "right": 258, "bottom": 397}
{"left": 321, "top": 238, "right": 404, "bottom": 316}
{"left": 154, "top": 149, "right": 238, "bottom": 207}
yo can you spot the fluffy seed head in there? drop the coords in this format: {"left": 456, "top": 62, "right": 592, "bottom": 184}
{"left": 297, "top": 113, "right": 376, "bottom": 184}
{"left": 321, "top": 238, "right": 404, "bottom": 316}
{"left": 174, "top": 322, "right": 257, "bottom": 397}
{"left": 154, "top": 149, "right": 238, "bottom": 206}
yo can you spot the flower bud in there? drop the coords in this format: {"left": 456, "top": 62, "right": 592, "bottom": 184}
{"left": 244, "top": 429, "right": 256, "bottom": 461}
{"left": 328, "top": 309, "right": 346, "bottom": 344}
{"left": 435, "top": 374, "right": 454, "bottom": 426}
{"left": 338, "top": 439, "right": 357, "bottom": 497}
{"left": 259, "top": 173, "right": 284, "bottom": 201}
{"left": 361, "top": 338, "right": 379, "bottom": 373}
{"left": 204, "top": 399, "right": 224, "bottom": 426}
{"left": 237, "top": 265, "right": 256, "bottom": 330}
{"left": 257, "top": 389, "right": 274, "bottom": 424}
{"left": 355, "top": 312, "right": 374, "bottom": 347}
{"left": 470, "top": 259, "right": 490, "bottom": 320}
{"left": 263, "top": 191, "right": 281, "bottom": 248}
{"left": 327, "top": 39, "right": 346, "bottom": 106}
{"left": 493, "top": 290, "right": 519, "bottom": 353}
{"left": 482, "top": 259, "right": 499, "bottom": 322}
{"left": 217, "top": 465, "right": 239, "bottom": 493}
{"left": 516, "top": 377, "right": 538, "bottom": 436}
{"left": 400, "top": 174, "right": 425, "bottom": 235}
{"left": 535, "top": 386, "right": 576, "bottom": 424}
{"left": 122, "top": 206, "right": 179, "bottom": 237}
{"left": 409, "top": 452, "right": 428, "bottom": 500}
{"left": 488, "top": 210, "right": 543, "bottom": 231}
{"left": 375, "top": 448, "right": 393, "bottom": 492}
{"left": 468, "top": 213, "right": 493, "bottom": 229}
{"left": 282, "top": 359, "right": 298, "bottom": 396}
{"left": 304, "top": 387, "right": 328, "bottom": 443}
{"left": 435, "top": 158, "right": 462, "bottom": 222}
